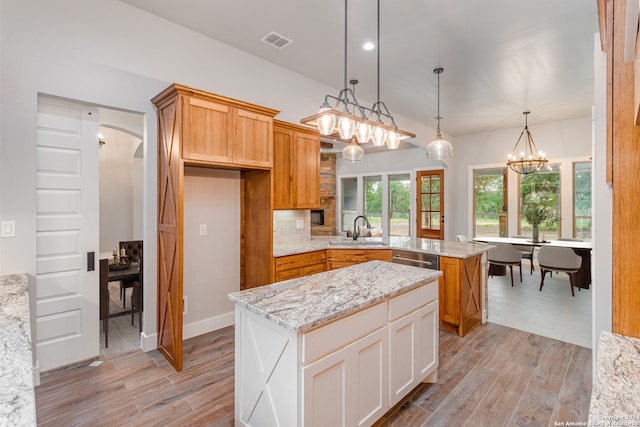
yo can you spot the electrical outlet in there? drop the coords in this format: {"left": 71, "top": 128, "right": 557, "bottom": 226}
{"left": 199, "top": 224, "right": 207, "bottom": 236}
{"left": 296, "top": 219, "right": 304, "bottom": 230}
{"left": 183, "top": 296, "right": 188, "bottom": 315}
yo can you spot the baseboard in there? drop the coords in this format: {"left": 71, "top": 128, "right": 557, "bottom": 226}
{"left": 139, "top": 312, "right": 235, "bottom": 352}
{"left": 183, "top": 312, "right": 235, "bottom": 340}
{"left": 482, "top": 309, "right": 487, "bottom": 323}
{"left": 33, "top": 360, "right": 40, "bottom": 387}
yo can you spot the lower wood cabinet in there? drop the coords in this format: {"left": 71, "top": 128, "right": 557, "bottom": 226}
{"left": 439, "top": 254, "right": 482, "bottom": 336}
{"left": 274, "top": 250, "right": 326, "bottom": 282}
{"left": 326, "top": 249, "right": 393, "bottom": 270}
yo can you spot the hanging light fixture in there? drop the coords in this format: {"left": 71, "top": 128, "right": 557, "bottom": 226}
{"left": 506, "top": 111, "right": 548, "bottom": 174}
{"left": 426, "top": 67, "right": 453, "bottom": 159}
{"left": 300, "top": 0, "right": 415, "bottom": 159}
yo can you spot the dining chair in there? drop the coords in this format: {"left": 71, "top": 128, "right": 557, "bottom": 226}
{"left": 99, "top": 258, "right": 110, "bottom": 347}
{"left": 538, "top": 246, "right": 582, "bottom": 297}
{"left": 118, "top": 240, "right": 143, "bottom": 308}
{"left": 557, "top": 237, "right": 584, "bottom": 242}
{"left": 456, "top": 235, "right": 471, "bottom": 243}
{"left": 488, "top": 242, "right": 522, "bottom": 287}
{"left": 511, "top": 235, "right": 535, "bottom": 274}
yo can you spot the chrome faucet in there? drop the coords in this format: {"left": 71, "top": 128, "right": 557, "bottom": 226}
{"left": 353, "top": 215, "right": 371, "bottom": 241}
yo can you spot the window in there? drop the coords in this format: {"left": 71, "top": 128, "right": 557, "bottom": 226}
{"left": 519, "top": 164, "right": 561, "bottom": 240}
{"left": 389, "top": 174, "right": 411, "bottom": 236}
{"left": 473, "top": 168, "right": 507, "bottom": 237}
{"left": 341, "top": 177, "right": 357, "bottom": 232}
{"left": 364, "top": 175, "right": 382, "bottom": 234}
{"left": 574, "top": 162, "right": 592, "bottom": 241}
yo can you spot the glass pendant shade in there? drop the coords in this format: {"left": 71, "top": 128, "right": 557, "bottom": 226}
{"left": 426, "top": 133, "right": 454, "bottom": 159}
{"left": 386, "top": 131, "right": 400, "bottom": 149}
{"left": 342, "top": 140, "right": 364, "bottom": 162}
{"left": 355, "top": 121, "right": 372, "bottom": 143}
{"left": 316, "top": 106, "right": 336, "bottom": 135}
{"left": 338, "top": 115, "right": 356, "bottom": 140}
{"left": 371, "top": 125, "right": 387, "bottom": 146}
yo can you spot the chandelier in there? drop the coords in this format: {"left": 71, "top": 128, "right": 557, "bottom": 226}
{"left": 300, "top": 0, "right": 415, "bottom": 161}
{"left": 426, "top": 67, "right": 453, "bottom": 159}
{"left": 506, "top": 111, "right": 548, "bottom": 174}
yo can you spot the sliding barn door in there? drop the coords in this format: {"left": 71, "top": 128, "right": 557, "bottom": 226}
{"left": 156, "top": 95, "right": 184, "bottom": 371}
{"left": 417, "top": 170, "right": 445, "bottom": 240}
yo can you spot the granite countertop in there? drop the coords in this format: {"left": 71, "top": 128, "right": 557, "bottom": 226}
{"left": 589, "top": 331, "right": 640, "bottom": 424}
{"left": 229, "top": 260, "right": 441, "bottom": 333}
{"left": 273, "top": 235, "right": 490, "bottom": 259}
{"left": 0, "top": 274, "right": 36, "bottom": 426}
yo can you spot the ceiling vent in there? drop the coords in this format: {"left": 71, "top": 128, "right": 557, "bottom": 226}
{"left": 261, "top": 31, "right": 293, "bottom": 49}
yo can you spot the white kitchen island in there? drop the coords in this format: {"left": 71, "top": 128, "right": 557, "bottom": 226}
{"left": 228, "top": 260, "right": 441, "bottom": 427}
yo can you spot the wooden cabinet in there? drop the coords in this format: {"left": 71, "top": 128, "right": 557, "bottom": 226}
{"left": 326, "top": 249, "right": 393, "bottom": 270}
{"left": 178, "top": 84, "right": 276, "bottom": 168}
{"left": 274, "top": 250, "right": 326, "bottom": 282}
{"left": 273, "top": 120, "right": 320, "bottom": 209}
{"left": 439, "top": 254, "right": 482, "bottom": 337}
{"left": 152, "top": 83, "right": 278, "bottom": 371}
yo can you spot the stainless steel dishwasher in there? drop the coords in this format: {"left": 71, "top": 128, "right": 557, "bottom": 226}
{"left": 392, "top": 249, "right": 439, "bottom": 270}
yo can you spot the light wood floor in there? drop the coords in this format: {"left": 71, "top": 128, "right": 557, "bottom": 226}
{"left": 35, "top": 321, "right": 591, "bottom": 427}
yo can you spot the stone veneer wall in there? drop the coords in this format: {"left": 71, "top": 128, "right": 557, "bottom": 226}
{"left": 312, "top": 153, "right": 337, "bottom": 236}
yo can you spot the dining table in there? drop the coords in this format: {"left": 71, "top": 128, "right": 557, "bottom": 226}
{"left": 473, "top": 236, "right": 593, "bottom": 289}
{"left": 105, "top": 261, "right": 142, "bottom": 324}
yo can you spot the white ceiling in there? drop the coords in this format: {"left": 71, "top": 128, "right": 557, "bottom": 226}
{"left": 119, "top": 0, "right": 598, "bottom": 137}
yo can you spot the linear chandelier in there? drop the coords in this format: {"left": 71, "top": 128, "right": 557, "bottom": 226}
{"left": 506, "top": 111, "right": 548, "bottom": 174}
{"left": 300, "top": 0, "right": 415, "bottom": 161}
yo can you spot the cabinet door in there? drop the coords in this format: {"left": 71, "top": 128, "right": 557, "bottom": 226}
{"left": 292, "top": 131, "right": 320, "bottom": 208}
{"left": 234, "top": 108, "right": 273, "bottom": 168}
{"left": 439, "top": 256, "right": 461, "bottom": 326}
{"left": 353, "top": 328, "right": 387, "bottom": 427}
{"left": 302, "top": 350, "right": 349, "bottom": 427}
{"left": 182, "top": 96, "right": 234, "bottom": 163}
{"left": 388, "top": 312, "right": 418, "bottom": 406}
{"left": 459, "top": 254, "right": 482, "bottom": 336}
{"left": 273, "top": 127, "right": 293, "bottom": 209}
{"left": 416, "top": 300, "right": 438, "bottom": 379}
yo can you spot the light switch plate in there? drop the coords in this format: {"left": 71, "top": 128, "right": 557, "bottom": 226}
{"left": 296, "top": 219, "right": 304, "bottom": 230}
{"left": 0, "top": 220, "right": 15, "bottom": 238}
{"left": 199, "top": 224, "right": 207, "bottom": 236}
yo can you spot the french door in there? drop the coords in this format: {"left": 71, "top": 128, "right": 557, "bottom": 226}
{"left": 417, "top": 170, "right": 444, "bottom": 240}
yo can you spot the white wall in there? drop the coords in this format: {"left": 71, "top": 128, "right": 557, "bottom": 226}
{"left": 0, "top": 0, "right": 430, "bottom": 352}
{"left": 183, "top": 168, "right": 240, "bottom": 338}
{"left": 98, "top": 126, "right": 141, "bottom": 254}
{"left": 451, "top": 116, "right": 592, "bottom": 238}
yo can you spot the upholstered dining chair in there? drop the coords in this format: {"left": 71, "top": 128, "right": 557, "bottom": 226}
{"left": 118, "top": 240, "right": 143, "bottom": 308}
{"left": 511, "top": 235, "right": 536, "bottom": 274}
{"left": 488, "top": 242, "right": 522, "bottom": 287}
{"left": 456, "top": 235, "right": 471, "bottom": 243}
{"left": 537, "top": 246, "right": 582, "bottom": 297}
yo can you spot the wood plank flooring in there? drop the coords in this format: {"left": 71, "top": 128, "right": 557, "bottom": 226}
{"left": 35, "top": 322, "right": 591, "bottom": 427}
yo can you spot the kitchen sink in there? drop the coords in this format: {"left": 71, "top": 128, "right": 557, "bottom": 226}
{"left": 328, "top": 240, "right": 388, "bottom": 246}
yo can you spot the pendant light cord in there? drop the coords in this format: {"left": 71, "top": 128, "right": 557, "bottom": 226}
{"left": 377, "top": 0, "right": 381, "bottom": 104}
{"left": 343, "top": 0, "right": 348, "bottom": 91}
{"left": 436, "top": 70, "right": 441, "bottom": 134}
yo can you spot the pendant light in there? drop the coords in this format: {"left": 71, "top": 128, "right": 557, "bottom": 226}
{"left": 506, "top": 111, "right": 548, "bottom": 174}
{"left": 300, "top": 0, "right": 415, "bottom": 158}
{"left": 426, "top": 67, "right": 453, "bottom": 159}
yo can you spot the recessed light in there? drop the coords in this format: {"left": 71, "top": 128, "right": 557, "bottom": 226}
{"left": 363, "top": 42, "right": 375, "bottom": 51}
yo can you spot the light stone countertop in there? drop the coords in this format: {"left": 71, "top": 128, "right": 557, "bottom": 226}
{"left": 588, "top": 331, "right": 640, "bottom": 425}
{"left": 0, "top": 274, "right": 36, "bottom": 426}
{"left": 273, "top": 235, "right": 491, "bottom": 259}
{"left": 228, "top": 260, "right": 442, "bottom": 332}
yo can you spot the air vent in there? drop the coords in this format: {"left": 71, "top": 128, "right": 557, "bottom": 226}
{"left": 261, "top": 31, "right": 293, "bottom": 49}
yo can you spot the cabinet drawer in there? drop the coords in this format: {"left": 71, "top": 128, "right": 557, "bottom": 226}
{"left": 326, "top": 249, "right": 392, "bottom": 263}
{"left": 302, "top": 263, "right": 326, "bottom": 276}
{"left": 275, "top": 268, "right": 302, "bottom": 282}
{"left": 275, "top": 250, "right": 326, "bottom": 271}
{"left": 302, "top": 302, "right": 386, "bottom": 365}
{"left": 388, "top": 281, "right": 438, "bottom": 322}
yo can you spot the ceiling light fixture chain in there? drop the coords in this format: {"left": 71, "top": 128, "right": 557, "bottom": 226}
{"left": 506, "top": 111, "right": 548, "bottom": 174}
{"left": 426, "top": 67, "right": 453, "bottom": 159}
{"left": 300, "top": 0, "right": 415, "bottom": 161}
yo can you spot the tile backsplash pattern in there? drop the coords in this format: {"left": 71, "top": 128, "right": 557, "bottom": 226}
{"left": 273, "top": 210, "right": 310, "bottom": 244}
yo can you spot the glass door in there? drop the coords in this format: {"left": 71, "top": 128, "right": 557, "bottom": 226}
{"left": 417, "top": 170, "right": 444, "bottom": 239}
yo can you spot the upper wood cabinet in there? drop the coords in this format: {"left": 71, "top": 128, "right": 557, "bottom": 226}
{"left": 166, "top": 84, "right": 278, "bottom": 168}
{"left": 273, "top": 120, "right": 320, "bottom": 209}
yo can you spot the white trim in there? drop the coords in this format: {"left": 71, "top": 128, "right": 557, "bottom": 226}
{"left": 183, "top": 312, "right": 235, "bottom": 340}
{"left": 140, "top": 331, "right": 157, "bottom": 352}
